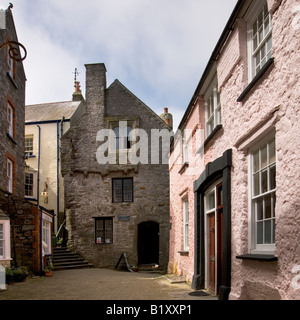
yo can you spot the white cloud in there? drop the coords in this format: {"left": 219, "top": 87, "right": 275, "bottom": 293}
{"left": 12, "top": 0, "right": 238, "bottom": 127}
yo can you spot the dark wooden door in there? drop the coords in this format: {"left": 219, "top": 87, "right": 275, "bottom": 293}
{"left": 138, "top": 222, "right": 159, "bottom": 265}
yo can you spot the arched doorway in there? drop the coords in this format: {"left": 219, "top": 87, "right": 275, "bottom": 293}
{"left": 138, "top": 221, "right": 159, "bottom": 265}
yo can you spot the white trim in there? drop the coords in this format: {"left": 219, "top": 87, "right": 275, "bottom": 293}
{"left": 248, "top": 133, "right": 276, "bottom": 254}
{"left": 204, "top": 75, "right": 221, "bottom": 138}
{"left": 183, "top": 198, "right": 189, "bottom": 252}
{"left": 246, "top": 0, "right": 272, "bottom": 82}
{"left": 6, "top": 158, "right": 13, "bottom": 193}
{"left": 7, "top": 103, "right": 13, "bottom": 137}
{"left": 0, "top": 220, "right": 11, "bottom": 261}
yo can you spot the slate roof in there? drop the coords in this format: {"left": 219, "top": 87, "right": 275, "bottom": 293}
{"left": 25, "top": 101, "right": 82, "bottom": 123}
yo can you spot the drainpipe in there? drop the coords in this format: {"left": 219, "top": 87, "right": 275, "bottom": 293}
{"left": 37, "top": 125, "right": 43, "bottom": 272}
{"left": 56, "top": 121, "right": 60, "bottom": 234}
{"left": 37, "top": 125, "right": 41, "bottom": 207}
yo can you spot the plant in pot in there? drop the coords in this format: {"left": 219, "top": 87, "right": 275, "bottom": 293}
{"left": 44, "top": 265, "right": 54, "bottom": 277}
{"left": 12, "top": 266, "right": 29, "bottom": 282}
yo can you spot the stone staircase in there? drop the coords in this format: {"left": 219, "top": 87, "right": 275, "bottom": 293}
{"left": 52, "top": 247, "right": 94, "bottom": 270}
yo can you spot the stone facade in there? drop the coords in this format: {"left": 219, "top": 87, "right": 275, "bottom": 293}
{"left": 170, "top": 0, "right": 300, "bottom": 300}
{"left": 0, "top": 8, "right": 26, "bottom": 198}
{"left": 0, "top": 7, "right": 43, "bottom": 273}
{"left": 61, "top": 63, "right": 171, "bottom": 271}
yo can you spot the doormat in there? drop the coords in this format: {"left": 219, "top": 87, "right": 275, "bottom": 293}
{"left": 188, "top": 290, "right": 210, "bottom": 297}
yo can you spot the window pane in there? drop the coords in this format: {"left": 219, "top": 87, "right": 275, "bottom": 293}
{"left": 269, "top": 139, "right": 276, "bottom": 164}
{"left": 272, "top": 194, "right": 276, "bottom": 217}
{"left": 253, "top": 151, "right": 260, "bottom": 172}
{"left": 105, "top": 220, "right": 113, "bottom": 243}
{"left": 261, "top": 169, "right": 268, "bottom": 193}
{"left": 261, "top": 146, "right": 268, "bottom": 168}
{"left": 123, "top": 179, "right": 133, "bottom": 202}
{"left": 265, "top": 15, "right": 270, "bottom": 34}
{"left": 265, "top": 194, "right": 272, "bottom": 219}
{"left": 254, "top": 172, "right": 260, "bottom": 196}
{"left": 207, "top": 191, "right": 215, "bottom": 210}
{"left": 270, "top": 165, "right": 276, "bottom": 190}
{"left": 264, "top": 220, "right": 272, "bottom": 244}
{"left": 257, "top": 222, "right": 263, "bottom": 244}
{"left": 272, "top": 220, "right": 276, "bottom": 243}
{"left": 256, "top": 198, "right": 263, "bottom": 221}
{"left": 0, "top": 224, "right": 3, "bottom": 239}
{"left": 113, "top": 179, "right": 123, "bottom": 202}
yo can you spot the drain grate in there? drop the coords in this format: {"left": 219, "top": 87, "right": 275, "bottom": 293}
{"left": 188, "top": 290, "right": 210, "bottom": 297}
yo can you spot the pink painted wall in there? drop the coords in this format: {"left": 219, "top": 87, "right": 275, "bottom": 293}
{"left": 169, "top": 0, "right": 300, "bottom": 299}
{"left": 169, "top": 101, "right": 204, "bottom": 284}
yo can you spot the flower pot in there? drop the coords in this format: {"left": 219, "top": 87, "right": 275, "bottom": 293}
{"left": 45, "top": 271, "right": 52, "bottom": 277}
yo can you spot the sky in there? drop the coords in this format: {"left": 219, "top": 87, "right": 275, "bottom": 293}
{"left": 1, "top": 0, "right": 238, "bottom": 130}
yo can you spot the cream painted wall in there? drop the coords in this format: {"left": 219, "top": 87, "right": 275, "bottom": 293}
{"left": 25, "top": 121, "right": 70, "bottom": 233}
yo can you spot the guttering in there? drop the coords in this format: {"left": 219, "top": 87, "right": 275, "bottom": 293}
{"left": 177, "top": 0, "right": 245, "bottom": 131}
{"left": 25, "top": 119, "right": 70, "bottom": 126}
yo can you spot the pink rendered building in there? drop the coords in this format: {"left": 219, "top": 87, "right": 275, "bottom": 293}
{"left": 169, "top": 0, "right": 300, "bottom": 300}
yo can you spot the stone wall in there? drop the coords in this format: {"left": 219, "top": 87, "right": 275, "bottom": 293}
{"left": 0, "top": 9, "right": 26, "bottom": 198}
{"left": 0, "top": 189, "right": 41, "bottom": 272}
{"left": 62, "top": 64, "right": 171, "bottom": 271}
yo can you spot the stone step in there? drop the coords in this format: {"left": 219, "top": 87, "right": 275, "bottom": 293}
{"left": 52, "top": 247, "right": 94, "bottom": 271}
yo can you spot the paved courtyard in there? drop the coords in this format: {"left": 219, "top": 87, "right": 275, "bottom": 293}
{"left": 0, "top": 268, "right": 217, "bottom": 301}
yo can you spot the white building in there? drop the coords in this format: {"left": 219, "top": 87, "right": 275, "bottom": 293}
{"left": 25, "top": 97, "right": 84, "bottom": 234}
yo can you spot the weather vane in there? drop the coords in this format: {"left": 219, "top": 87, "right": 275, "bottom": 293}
{"left": 73, "top": 68, "right": 80, "bottom": 82}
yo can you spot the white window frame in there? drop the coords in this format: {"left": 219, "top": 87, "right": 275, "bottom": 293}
{"left": 7, "top": 102, "right": 14, "bottom": 137}
{"left": 25, "top": 172, "right": 35, "bottom": 198}
{"left": 42, "top": 215, "right": 52, "bottom": 256}
{"left": 7, "top": 158, "right": 13, "bottom": 193}
{"left": 204, "top": 75, "right": 221, "bottom": 138}
{"left": 25, "top": 135, "right": 34, "bottom": 157}
{"left": 0, "top": 220, "right": 11, "bottom": 261}
{"left": 183, "top": 198, "right": 189, "bottom": 251}
{"left": 248, "top": 134, "right": 276, "bottom": 254}
{"left": 246, "top": 0, "right": 273, "bottom": 81}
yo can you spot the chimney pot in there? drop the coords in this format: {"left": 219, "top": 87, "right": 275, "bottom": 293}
{"left": 164, "top": 107, "right": 168, "bottom": 114}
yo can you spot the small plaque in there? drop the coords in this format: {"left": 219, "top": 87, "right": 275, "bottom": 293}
{"left": 118, "top": 215, "right": 130, "bottom": 221}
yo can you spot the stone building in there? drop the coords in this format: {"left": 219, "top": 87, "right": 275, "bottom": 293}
{"left": 169, "top": 0, "right": 300, "bottom": 300}
{"left": 61, "top": 63, "right": 172, "bottom": 271}
{"left": 0, "top": 6, "right": 46, "bottom": 273}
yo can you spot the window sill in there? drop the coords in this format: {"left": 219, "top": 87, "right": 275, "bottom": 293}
{"left": 178, "top": 251, "right": 189, "bottom": 256}
{"left": 196, "top": 125, "right": 223, "bottom": 156}
{"left": 236, "top": 254, "right": 278, "bottom": 262}
{"left": 7, "top": 72, "right": 18, "bottom": 89}
{"left": 6, "top": 133, "right": 17, "bottom": 145}
{"left": 237, "top": 58, "right": 275, "bottom": 102}
{"left": 178, "top": 162, "right": 189, "bottom": 174}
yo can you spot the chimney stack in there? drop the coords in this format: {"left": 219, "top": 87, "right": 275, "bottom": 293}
{"left": 72, "top": 81, "right": 84, "bottom": 101}
{"left": 160, "top": 107, "right": 173, "bottom": 130}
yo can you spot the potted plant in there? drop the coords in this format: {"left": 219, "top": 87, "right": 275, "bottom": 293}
{"left": 12, "top": 266, "right": 29, "bottom": 282}
{"left": 44, "top": 266, "right": 54, "bottom": 277}
{"left": 132, "top": 266, "right": 138, "bottom": 272}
